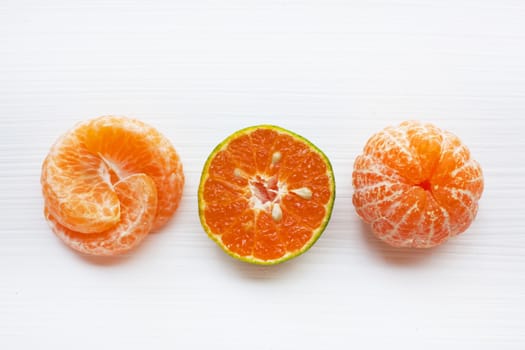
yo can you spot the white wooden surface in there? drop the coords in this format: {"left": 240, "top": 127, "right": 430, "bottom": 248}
{"left": 1, "top": 1, "right": 524, "bottom": 348}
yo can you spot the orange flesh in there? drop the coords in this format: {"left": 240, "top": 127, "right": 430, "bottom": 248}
{"left": 45, "top": 174, "right": 157, "bottom": 256}
{"left": 201, "top": 127, "right": 333, "bottom": 262}
{"left": 41, "top": 116, "right": 184, "bottom": 255}
{"left": 352, "top": 121, "right": 484, "bottom": 248}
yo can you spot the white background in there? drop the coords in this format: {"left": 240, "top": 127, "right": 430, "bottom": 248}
{"left": 1, "top": 0, "right": 524, "bottom": 349}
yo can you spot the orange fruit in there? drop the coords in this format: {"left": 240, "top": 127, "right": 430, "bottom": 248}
{"left": 198, "top": 125, "right": 336, "bottom": 265}
{"left": 41, "top": 116, "right": 184, "bottom": 255}
{"left": 44, "top": 174, "right": 157, "bottom": 256}
{"left": 352, "top": 121, "right": 484, "bottom": 248}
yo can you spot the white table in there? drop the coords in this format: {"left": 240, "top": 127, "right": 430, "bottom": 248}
{"left": 1, "top": 1, "right": 524, "bottom": 348}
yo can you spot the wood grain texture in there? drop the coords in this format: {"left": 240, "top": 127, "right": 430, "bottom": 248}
{"left": 1, "top": 0, "right": 524, "bottom": 349}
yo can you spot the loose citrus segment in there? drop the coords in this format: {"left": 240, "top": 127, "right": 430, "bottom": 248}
{"left": 41, "top": 116, "right": 184, "bottom": 256}
{"left": 198, "top": 125, "right": 335, "bottom": 265}
{"left": 352, "top": 121, "right": 484, "bottom": 248}
{"left": 45, "top": 174, "right": 157, "bottom": 256}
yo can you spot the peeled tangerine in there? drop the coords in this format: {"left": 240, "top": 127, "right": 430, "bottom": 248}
{"left": 352, "top": 121, "right": 484, "bottom": 248}
{"left": 41, "top": 116, "right": 184, "bottom": 256}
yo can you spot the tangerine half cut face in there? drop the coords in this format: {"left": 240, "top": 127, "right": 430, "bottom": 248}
{"left": 198, "top": 125, "right": 336, "bottom": 265}
{"left": 352, "top": 121, "right": 484, "bottom": 248}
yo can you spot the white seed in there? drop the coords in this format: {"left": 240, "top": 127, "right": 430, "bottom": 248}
{"left": 272, "top": 151, "right": 282, "bottom": 165}
{"left": 271, "top": 204, "right": 283, "bottom": 222}
{"left": 234, "top": 168, "right": 242, "bottom": 178}
{"left": 291, "top": 187, "right": 312, "bottom": 200}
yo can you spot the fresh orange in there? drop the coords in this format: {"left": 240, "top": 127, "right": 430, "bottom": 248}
{"left": 45, "top": 174, "right": 157, "bottom": 256}
{"left": 41, "top": 116, "right": 184, "bottom": 255}
{"left": 352, "top": 121, "right": 484, "bottom": 248}
{"left": 198, "top": 125, "right": 336, "bottom": 265}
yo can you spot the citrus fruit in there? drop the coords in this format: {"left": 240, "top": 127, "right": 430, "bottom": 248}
{"left": 44, "top": 174, "right": 157, "bottom": 256}
{"left": 198, "top": 125, "right": 336, "bottom": 265}
{"left": 352, "top": 120, "right": 484, "bottom": 248}
{"left": 41, "top": 116, "right": 184, "bottom": 256}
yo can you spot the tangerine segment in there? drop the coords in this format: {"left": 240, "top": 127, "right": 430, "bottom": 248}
{"left": 45, "top": 174, "right": 157, "bottom": 256}
{"left": 353, "top": 121, "right": 484, "bottom": 248}
{"left": 198, "top": 125, "right": 335, "bottom": 265}
{"left": 41, "top": 116, "right": 184, "bottom": 235}
{"left": 41, "top": 144, "right": 120, "bottom": 234}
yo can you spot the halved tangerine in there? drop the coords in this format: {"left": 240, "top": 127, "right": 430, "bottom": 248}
{"left": 352, "top": 121, "right": 484, "bottom": 248}
{"left": 41, "top": 116, "right": 184, "bottom": 256}
{"left": 198, "top": 125, "right": 336, "bottom": 265}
